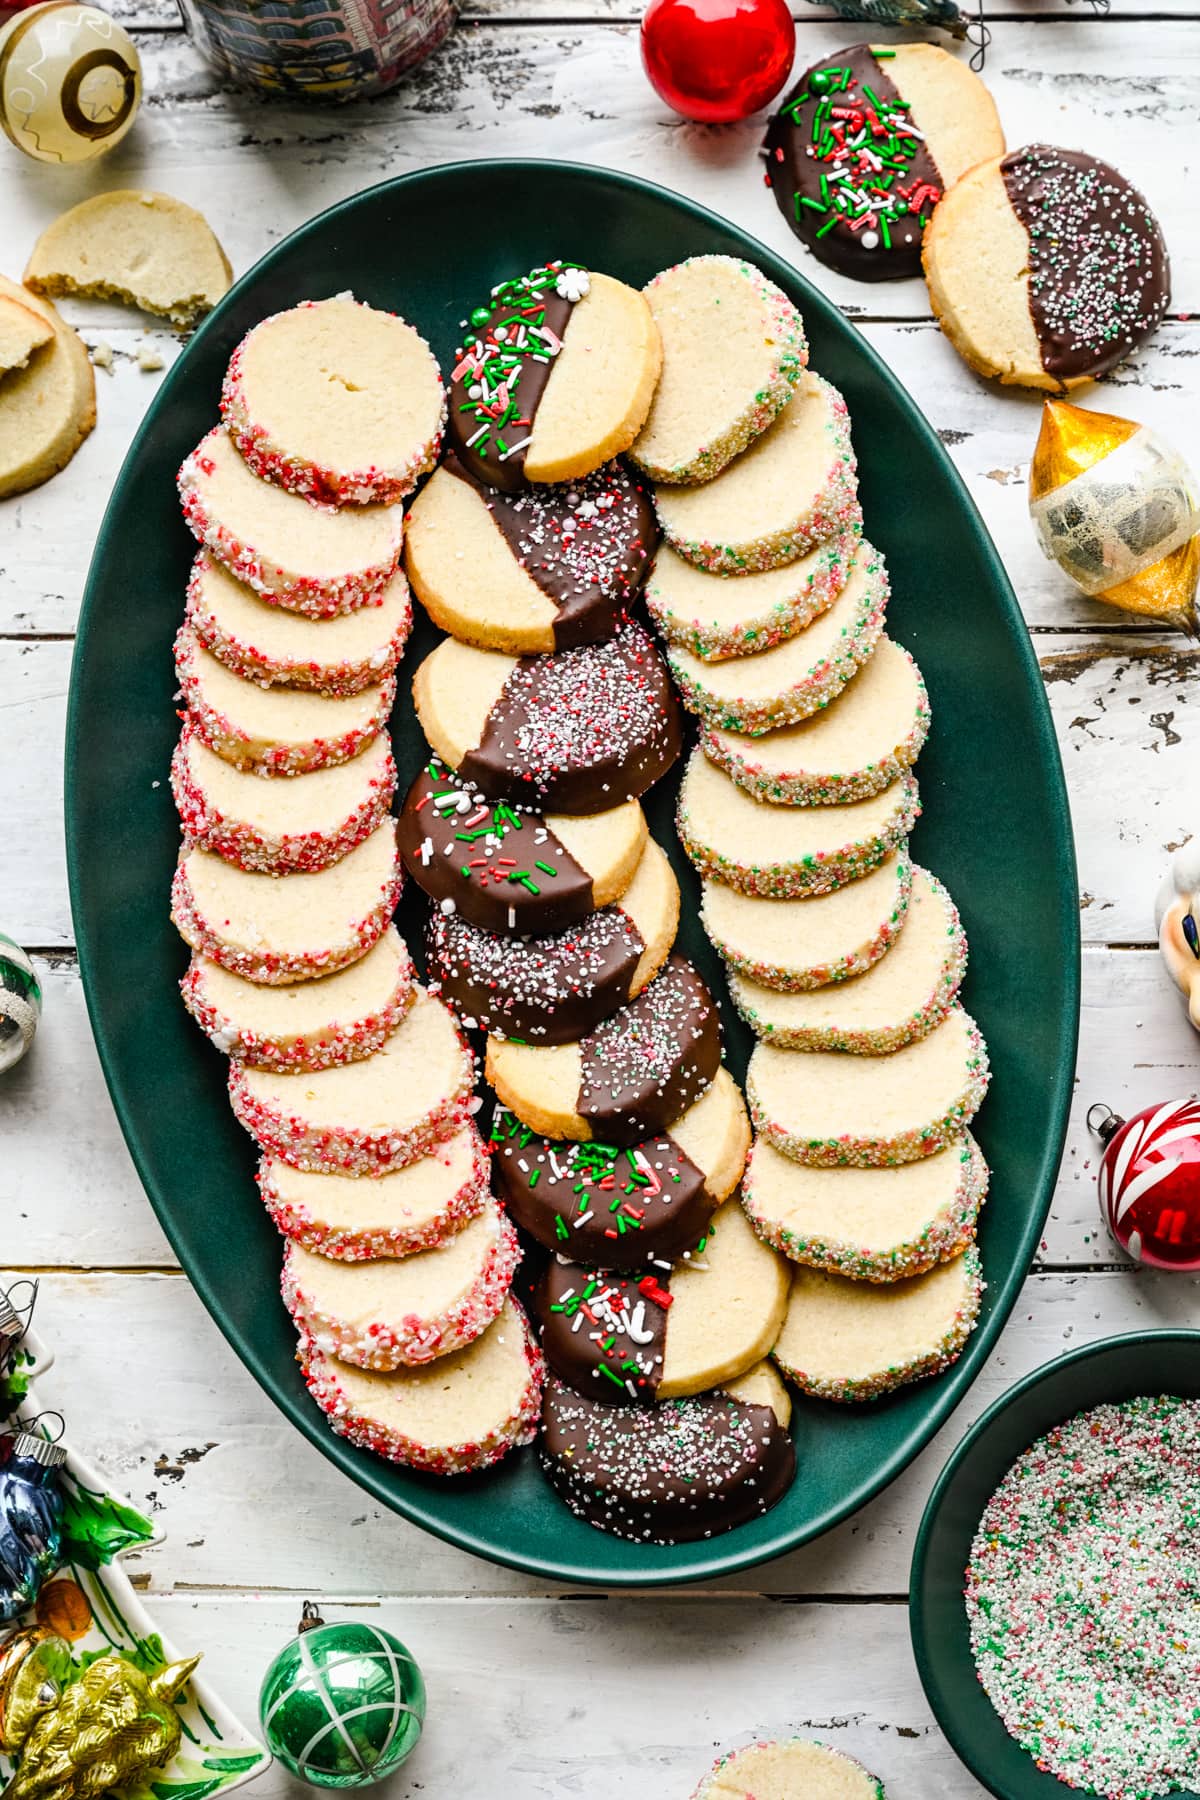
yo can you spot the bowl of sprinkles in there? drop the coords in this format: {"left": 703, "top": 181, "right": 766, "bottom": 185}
{"left": 910, "top": 1331, "right": 1200, "bottom": 1800}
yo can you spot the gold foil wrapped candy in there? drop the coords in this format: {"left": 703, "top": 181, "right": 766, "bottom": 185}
{"left": 0, "top": 3, "right": 142, "bottom": 165}
{"left": 1029, "top": 399, "right": 1200, "bottom": 633}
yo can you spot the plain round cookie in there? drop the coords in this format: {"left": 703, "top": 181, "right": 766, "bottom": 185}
{"left": 301, "top": 1296, "right": 544, "bottom": 1476}
{"left": 171, "top": 820, "right": 402, "bottom": 984}
{"left": 181, "top": 925, "right": 414, "bottom": 1071}
{"left": 678, "top": 748, "right": 920, "bottom": 899}
{"left": 701, "top": 850, "right": 912, "bottom": 991}
{"left": 186, "top": 552, "right": 411, "bottom": 696}
{"left": 630, "top": 255, "right": 808, "bottom": 485}
{"left": 0, "top": 292, "right": 53, "bottom": 376}
{"left": 653, "top": 373, "right": 857, "bottom": 575}
{"left": 705, "top": 636, "right": 929, "bottom": 804}
{"left": 723, "top": 1358, "right": 792, "bottom": 1429}
{"left": 666, "top": 540, "right": 887, "bottom": 736}
{"left": 24, "top": 190, "right": 231, "bottom": 326}
{"left": 221, "top": 298, "right": 445, "bottom": 505}
{"left": 744, "top": 1131, "right": 987, "bottom": 1282}
{"left": 692, "top": 1737, "right": 887, "bottom": 1800}
{"left": 0, "top": 276, "right": 95, "bottom": 499}
{"left": 772, "top": 1242, "right": 984, "bottom": 1402}
{"left": 923, "top": 146, "right": 1170, "bottom": 390}
{"left": 178, "top": 427, "right": 404, "bottom": 616}
{"left": 406, "top": 458, "right": 656, "bottom": 654}
{"left": 748, "top": 1001, "right": 990, "bottom": 1166}
{"left": 259, "top": 1124, "right": 489, "bottom": 1260}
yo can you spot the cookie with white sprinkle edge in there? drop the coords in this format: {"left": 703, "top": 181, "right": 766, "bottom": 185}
{"left": 300, "top": 1296, "right": 545, "bottom": 1477}
{"left": 748, "top": 1001, "right": 990, "bottom": 1167}
{"left": 692, "top": 1737, "right": 887, "bottom": 1800}
{"left": 629, "top": 255, "right": 808, "bottom": 486}
{"left": 771, "top": 1242, "right": 984, "bottom": 1402}
{"left": 744, "top": 1130, "right": 988, "bottom": 1282}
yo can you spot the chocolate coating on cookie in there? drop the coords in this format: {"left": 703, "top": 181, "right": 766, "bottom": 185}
{"left": 576, "top": 955, "right": 721, "bottom": 1146}
{"left": 539, "top": 1375, "right": 796, "bottom": 1542}
{"left": 1001, "top": 145, "right": 1170, "bottom": 383}
{"left": 764, "top": 46, "right": 942, "bottom": 282}
{"left": 537, "top": 1263, "right": 671, "bottom": 1403}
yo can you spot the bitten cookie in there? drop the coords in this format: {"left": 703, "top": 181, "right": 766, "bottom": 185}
{"left": 282, "top": 1200, "right": 520, "bottom": 1369}
{"left": 486, "top": 955, "right": 721, "bottom": 1147}
{"left": 667, "top": 540, "right": 888, "bottom": 735}
{"left": 490, "top": 1065, "right": 751, "bottom": 1266}
{"left": 178, "top": 427, "right": 404, "bottom": 616}
{"left": 171, "top": 820, "right": 402, "bottom": 984}
{"left": 406, "top": 458, "right": 656, "bottom": 653}
{"left": 923, "top": 146, "right": 1171, "bottom": 390}
{"left": 653, "top": 373, "right": 857, "bottom": 576}
{"left": 0, "top": 292, "right": 52, "bottom": 376}
{"left": 630, "top": 256, "right": 807, "bottom": 484}
{"left": 678, "top": 748, "right": 920, "bottom": 899}
{"left": 397, "top": 761, "right": 647, "bottom": 937}
{"left": 412, "top": 622, "right": 682, "bottom": 815}
{"left": 700, "top": 849, "right": 913, "bottom": 991}
{"left": 181, "top": 924, "right": 414, "bottom": 1071}
{"left": 229, "top": 987, "right": 472, "bottom": 1174}
{"left": 301, "top": 1296, "right": 544, "bottom": 1475}
{"left": 24, "top": 190, "right": 230, "bottom": 325}
{"left": 764, "top": 44, "right": 1004, "bottom": 282}
{"left": 748, "top": 1001, "right": 990, "bottom": 1166}
{"left": 705, "top": 636, "right": 929, "bottom": 804}
{"left": 447, "top": 262, "right": 660, "bottom": 489}
{"left": 744, "top": 1130, "right": 987, "bottom": 1282}
{"left": 693, "top": 1738, "right": 887, "bottom": 1800}
{"left": 771, "top": 1242, "right": 984, "bottom": 1401}
{"left": 0, "top": 276, "right": 95, "bottom": 499}
{"left": 730, "top": 867, "right": 966, "bottom": 1053}
{"left": 221, "top": 297, "right": 445, "bottom": 505}
{"left": 427, "top": 836, "right": 679, "bottom": 1044}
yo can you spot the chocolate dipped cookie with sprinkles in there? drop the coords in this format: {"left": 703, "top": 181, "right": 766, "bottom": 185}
{"left": 763, "top": 44, "right": 1003, "bottom": 282}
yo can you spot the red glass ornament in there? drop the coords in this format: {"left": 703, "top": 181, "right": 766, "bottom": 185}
{"left": 1089, "top": 1098, "right": 1200, "bottom": 1270}
{"left": 640, "top": 0, "right": 795, "bottom": 125}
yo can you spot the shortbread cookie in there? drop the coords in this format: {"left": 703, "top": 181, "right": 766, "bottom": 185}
{"left": 24, "top": 190, "right": 231, "bottom": 326}
{"left": 398, "top": 760, "right": 646, "bottom": 936}
{"left": 630, "top": 256, "right": 807, "bottom": 484}
{"left": 667, "top": 541, "right": 887, "bottom": 735}
{"left": 748, "top": 1002, "right": 989, "bottom": 1167}
{"left": 654, "top": 373, "right": 857, "bottom": 576}
{"left": 178, "top": 427, "right": 404, "bottom": 616}
{"left": 537, "top": 1199, "right": 790, "bottom": 1404}
{"left": 701, "top": 850, "right": 912, "bottom": 991}
{"left": 0, "top": 277, "right": 95, "bottom": 499}
{"left": 170, "top": 724, "right": 396, "bottom": 875}
{"left": 647, "top": 522, "right": 861, "bottom": 662}
{"left": 171, "top": 820, "right": 401, "bottom": 984}
{"left": 229, "top": 988, "right": 472, "bottom": 1175}
{"left": 924, "top": 147, "right": 1171, "bottom": 390}
{"left": 723, "top": 1358, "right": 791, "bottom": 1427}
{"left": 491, "top": 1066, "right": 750, "bottom": 1266}
{"left": 282, "top": 1200, "right": 520, "bottom": 1370}
{"left": 412, "top": 622, "right": 681, "bottom": 815}
{"left": 731, "top": 867, "right": 966, "bottom": 1053}
{"left": 259, "top": 1123, "right": 489, "bottom": 1260}
{"left": 744, "top": 1131, "right": 987, "bottom": 1282}
{"left": 448, "top": 262, "right": 660, "bottom": 489}
{"left": 678, "top": 749, "right": 919, "bottom": 899}
{"left": 406, "top": 458, "right": 656, "bottom": 653}
{"left": 221, "top": 298, "right": 445, "bottom": 505}
{"left": 427, "top": 836, "right": 679, "bottom": 1044}
{"left": 539, "top": 1375, "right": 795, "bottom": 1542}
{"left": 301, "top": 1296, "right": 544, "bottom": 1475}
{"left": 765, "top": 43, "right": 1004, "bottom": 282}
{"left": 0, "top": 293, "right": 52, "bottom": 376}
{"left": 176, "top": 626, "right": 394, "bottom": 776}
{"left": 486, "top": 955, "right": 721, "bottom": 1147}
{"left": 693, "top": 1737, "right": 887, "bottom": 1799}
{"left": 186, "top": 552, "right": 412, "bottom": 697}
{"left": 772, "top": 1243, "right": 984, "bottom": 1401}
{"left": 705, "top": 636, "right": 929, "bottom": 804}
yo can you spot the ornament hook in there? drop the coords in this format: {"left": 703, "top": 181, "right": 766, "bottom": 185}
{"left": 1086, "top": 1103, "right": 1123, "bottom": 1145}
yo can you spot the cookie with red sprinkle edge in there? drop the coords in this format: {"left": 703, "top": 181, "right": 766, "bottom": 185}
{"left": 692, "top": 1737, "right": 887, "bottom": 1799}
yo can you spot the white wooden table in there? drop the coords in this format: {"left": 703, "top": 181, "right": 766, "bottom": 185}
{"left": 3, "top": 5, "right": 1199, "bottom": 1792}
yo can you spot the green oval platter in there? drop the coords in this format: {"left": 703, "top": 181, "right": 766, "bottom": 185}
{"left": 66, "top": 160, "right": 1079, "bottom": 1587}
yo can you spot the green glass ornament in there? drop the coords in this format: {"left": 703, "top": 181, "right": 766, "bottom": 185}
{"left": 0, "top": 935, "right": 41, "bottom": 1077}
{"left": 258, "top": 1603, "right": 425, "bottom": 1789}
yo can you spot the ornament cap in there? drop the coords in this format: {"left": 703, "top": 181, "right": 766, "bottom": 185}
{"left": 7, "top": 1433, "right": 68, "bottom": 1470}
{"left": 1087, "top": 1103, "right": 1124, "bottom": 1146}
{"left": 297, "top": 1601, "right": 325, "bottom": 1635}
{"left": 0, "top": 1294, "right": 22, "bottom": 1346}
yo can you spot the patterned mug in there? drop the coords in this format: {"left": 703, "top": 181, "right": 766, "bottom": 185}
{"left": 177, "top": 0, "right": 456, "bottom": 101}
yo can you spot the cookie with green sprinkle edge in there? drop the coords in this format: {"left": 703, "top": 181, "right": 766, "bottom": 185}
{"left": 691, "top": 1736, "right": 887, "bottom": 1800}
{"left": 771, "top": 1242, "right": 984, "bottom": 1403}
{"left": 744, "top": 1130, "right": 988, "bottom": 1282}
{"left": 629, "top": 255, "right": 808, "bottom": 486}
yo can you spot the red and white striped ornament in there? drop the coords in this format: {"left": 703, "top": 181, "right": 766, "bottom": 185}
{"left": 1089, "top": 1097, "right": 1200, "bottom": 1269}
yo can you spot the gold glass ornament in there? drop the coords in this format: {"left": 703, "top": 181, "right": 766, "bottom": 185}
{"left": 0, "top": 3, "right": 141, "bottom": 165}
{"left": 1029, "top": 398, "right": 1200, "bottom": 633}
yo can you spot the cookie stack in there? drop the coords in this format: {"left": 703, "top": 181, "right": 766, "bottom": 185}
{"left": 169, "top": 298, "right": 544, "bottom": 1477}
{"left": 639, "top": 255, "right": 991, "bottom": 1407}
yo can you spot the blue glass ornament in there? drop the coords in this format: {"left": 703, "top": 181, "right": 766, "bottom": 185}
{"left": 0, "top": 1433, "right": 68, "bottom": 1625}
